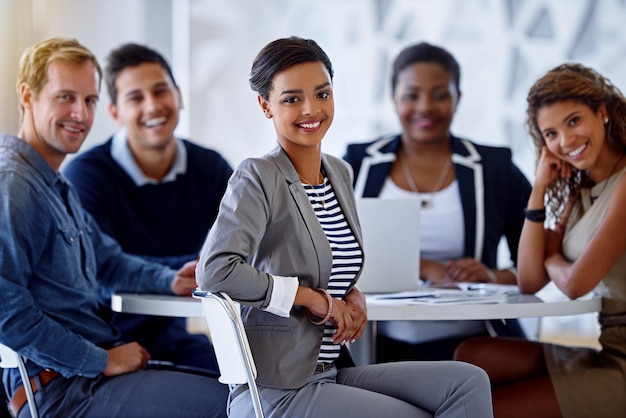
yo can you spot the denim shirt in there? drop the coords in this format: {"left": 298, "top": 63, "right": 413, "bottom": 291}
{"left": 0, "top": 134, "right": 175, "bottom": 395}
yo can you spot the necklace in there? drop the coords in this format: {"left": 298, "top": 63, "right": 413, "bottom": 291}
{"left": 299, "top": 171, "right": 327, "bottom": 209}
{"left": 590, "top": 153, "right": 625, "bottom": 205}
{"left": 400, "top": 154, "right": 452, "bottom": 208}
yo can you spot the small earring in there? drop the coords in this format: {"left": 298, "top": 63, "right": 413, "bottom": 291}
{"left": 605, "top": 117, "right": 609, "bottom": 124}
{"left": 265, "top": 112, "right": 272, "bottom": 119}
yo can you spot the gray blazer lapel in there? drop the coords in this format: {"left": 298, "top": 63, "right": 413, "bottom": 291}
{"left": 271, "top": 146, "right": 333, "bottom": 287}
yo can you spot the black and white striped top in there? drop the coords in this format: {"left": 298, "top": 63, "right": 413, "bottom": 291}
{"left": 301, "top": 175, "right": 363, "bottom": 364}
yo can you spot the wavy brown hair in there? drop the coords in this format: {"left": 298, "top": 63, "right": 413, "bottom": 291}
{"left": 526, "top": 63, "right": 626, "bottom": 223}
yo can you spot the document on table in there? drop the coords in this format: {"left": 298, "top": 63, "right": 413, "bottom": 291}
{"left": 427, "top": 282, "right": 520, "bottom": 295}
{"left": 369, "top": 286, "right": 513, "bottom": 305}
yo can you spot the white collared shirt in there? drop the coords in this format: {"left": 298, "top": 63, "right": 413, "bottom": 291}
{"left": 110, "top": 128, "right": 188, "bottom": 186}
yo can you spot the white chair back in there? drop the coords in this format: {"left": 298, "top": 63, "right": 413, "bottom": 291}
{"left": 0, "top": 343, "right": 39, "bottom": 418}
{"left": 192, "top": 290, "right": 264, "bottom": 418}
{"left": 0, "top": 343, "right": 19, "bottom": 369}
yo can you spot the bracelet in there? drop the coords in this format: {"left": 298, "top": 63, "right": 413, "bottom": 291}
{"left": 524, "top": 208, "right": 546, "bottom": 223}
{"left": 306, "top": 288, "right": 333, "bottom": 325}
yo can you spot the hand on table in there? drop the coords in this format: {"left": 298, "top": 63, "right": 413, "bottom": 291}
{"left": 171, "top": 259, "right": 198, "bottom": 296}
{"left": 444, "top": 258, "right": 497, "bottom": 283}
{"left": 422, "top": 258, "right": 495, "bottom": 284}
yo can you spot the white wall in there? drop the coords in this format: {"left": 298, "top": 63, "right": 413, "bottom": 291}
{"left": 0, "top": 0, "right": 36, "bottom": 135}
{"left": 0, "top": 0, "right": 174, "bottom": 165}
{"left": 4, "top": 0, "right": 626, "bottom": 179}
{"left": 182, "top": 0, "right": 626, "bottom": 183}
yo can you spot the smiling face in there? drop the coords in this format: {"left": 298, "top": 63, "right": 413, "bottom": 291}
{"left": 21, "top": 59, "right": 100, "bottom": 170}
{"left": 109, "top": 62, "right": 182, "bottom": 152}
{"left": 537, "top": 100, "right": 611, "bottom": 174}
{"left": 258, "top": 61, "right": 334, "bottom": 153}
{"left": 393, "top": 62, "right": 460, "bottom": 145}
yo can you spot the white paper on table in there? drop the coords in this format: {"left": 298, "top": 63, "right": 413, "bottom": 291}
{"left": 369, "top": 288, "right": 509, "bottom": 305}
{"left": 425, "top": 282, "right": 519, "bottom": 295}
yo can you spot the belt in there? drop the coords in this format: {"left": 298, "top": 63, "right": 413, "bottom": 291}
{"left": 230, "top": 383, "right": 249, "bottom": 401}
{"left": 314, "top": 362, "right": 334, "bottom": 373}
{"left": 9, "top": 369, "right": 60, "bottom": 416}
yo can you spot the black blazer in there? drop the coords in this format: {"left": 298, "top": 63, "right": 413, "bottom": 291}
{"left": 344, "top": 134, "right": 532, "bottom": 268}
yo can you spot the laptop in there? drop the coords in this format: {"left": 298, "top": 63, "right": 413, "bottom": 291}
{"left": 354, "top": 198, "right": 421, "bottom": 294}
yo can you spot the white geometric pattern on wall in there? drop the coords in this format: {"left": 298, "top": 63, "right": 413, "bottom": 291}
{"left": 185, "top": 0, "right": 626, "bottom": 179}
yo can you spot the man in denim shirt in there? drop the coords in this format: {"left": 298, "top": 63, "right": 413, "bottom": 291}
{"left": 0, "top": 38, "right": 227, "bottom": 417}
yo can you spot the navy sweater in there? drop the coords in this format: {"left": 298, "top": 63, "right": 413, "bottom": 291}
{"left": 63, "top": 138, "right": 232, "bottom": 369}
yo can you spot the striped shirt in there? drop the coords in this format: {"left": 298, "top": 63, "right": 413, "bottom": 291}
{"left": 301, "top": 175, "right": 363, "bottom": 364}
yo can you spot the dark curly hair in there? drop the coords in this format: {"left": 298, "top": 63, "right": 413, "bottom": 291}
{"left": 526, "top": 63, "right": 626, "bottom": 223}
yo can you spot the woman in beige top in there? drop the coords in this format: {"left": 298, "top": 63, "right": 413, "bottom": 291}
{"left": 454, "top": 63, "right": 626, "bottom": 418}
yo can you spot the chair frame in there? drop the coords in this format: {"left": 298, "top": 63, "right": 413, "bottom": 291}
{"left": 0, "top": 343, "right": 39, "bottom": 418}
{"left": 192, "top": 289, "right": 264, "bottom": 418}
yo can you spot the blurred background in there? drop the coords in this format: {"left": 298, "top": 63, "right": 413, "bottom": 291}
{"left": 2, "top": 0, "right": 617, "bottom": 348}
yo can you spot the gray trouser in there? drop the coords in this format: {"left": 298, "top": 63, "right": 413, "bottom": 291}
{"left": 17, "top": 369, "right": 229, "bottom": 418}
{"left": 229, "top": 361, "right": 493, "bottom": 417}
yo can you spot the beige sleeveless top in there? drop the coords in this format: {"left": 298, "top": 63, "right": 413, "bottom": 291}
{"left": 563, "top": 166, "right": 626, "bottom": 315}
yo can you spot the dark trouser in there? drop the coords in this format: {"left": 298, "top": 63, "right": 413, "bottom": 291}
{"left": 15, "top": 369, "right": 228, "bottom": 418}
{"left": 229, "top": 362, "right": 494, "bottom": 417}
{"left": 1, "top": 381, "right": 10, "bottom": 418}
{"left": 377, "top": 319, "right": 527, "bottom": 362}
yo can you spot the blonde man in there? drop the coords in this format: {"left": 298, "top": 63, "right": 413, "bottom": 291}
{"left": 0, "top": 37, "right": 227, "bottom": 417}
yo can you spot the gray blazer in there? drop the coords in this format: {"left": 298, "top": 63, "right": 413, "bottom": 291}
{"left": 197, "top": 145, "right": 363, "bottom": 389}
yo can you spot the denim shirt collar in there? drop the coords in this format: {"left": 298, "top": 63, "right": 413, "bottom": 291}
{"left": 110, "top": 129, "right": 187, "bottom": 186}
{"left": 0, "top": 134, "right": 67, "bottom": 191}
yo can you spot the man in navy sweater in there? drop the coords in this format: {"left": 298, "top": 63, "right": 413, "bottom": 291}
{"left": 64, "top": 43, "right": 233, "bottom": 374}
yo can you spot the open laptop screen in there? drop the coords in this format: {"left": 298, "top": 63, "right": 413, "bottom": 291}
{"left": 354, "top": 198, "right": 421, "bottom": 294}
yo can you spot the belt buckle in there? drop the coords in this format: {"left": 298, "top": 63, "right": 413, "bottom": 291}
{"left": 315, "top": 362, "right": 332, "bottom": 373}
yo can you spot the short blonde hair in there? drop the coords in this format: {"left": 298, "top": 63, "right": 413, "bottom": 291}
{"left": 16, "top": 37, "right": 102, "bottom": 121}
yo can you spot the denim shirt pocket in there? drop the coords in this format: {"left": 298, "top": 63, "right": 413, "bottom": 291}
{"left": 55, "top": 223, "right": 96, "bottom": 287}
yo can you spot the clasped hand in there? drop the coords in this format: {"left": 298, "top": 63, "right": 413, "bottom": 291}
{"left": 308, "top": 287, "right": 367, "bottom": 345}
{"left": 331, "top": 288, "right": 367, "bottom": 345}
{"left": 444, "top": 258, "right": 497, "bottom": 283}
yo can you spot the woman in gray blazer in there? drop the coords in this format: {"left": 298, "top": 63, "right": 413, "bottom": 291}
{"left": 196, "top": 36, "right": 493, "bottom": 417}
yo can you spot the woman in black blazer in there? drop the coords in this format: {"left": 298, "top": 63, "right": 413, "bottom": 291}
{"left": 344, "top": 42, "right": 532, "bottom": 361}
